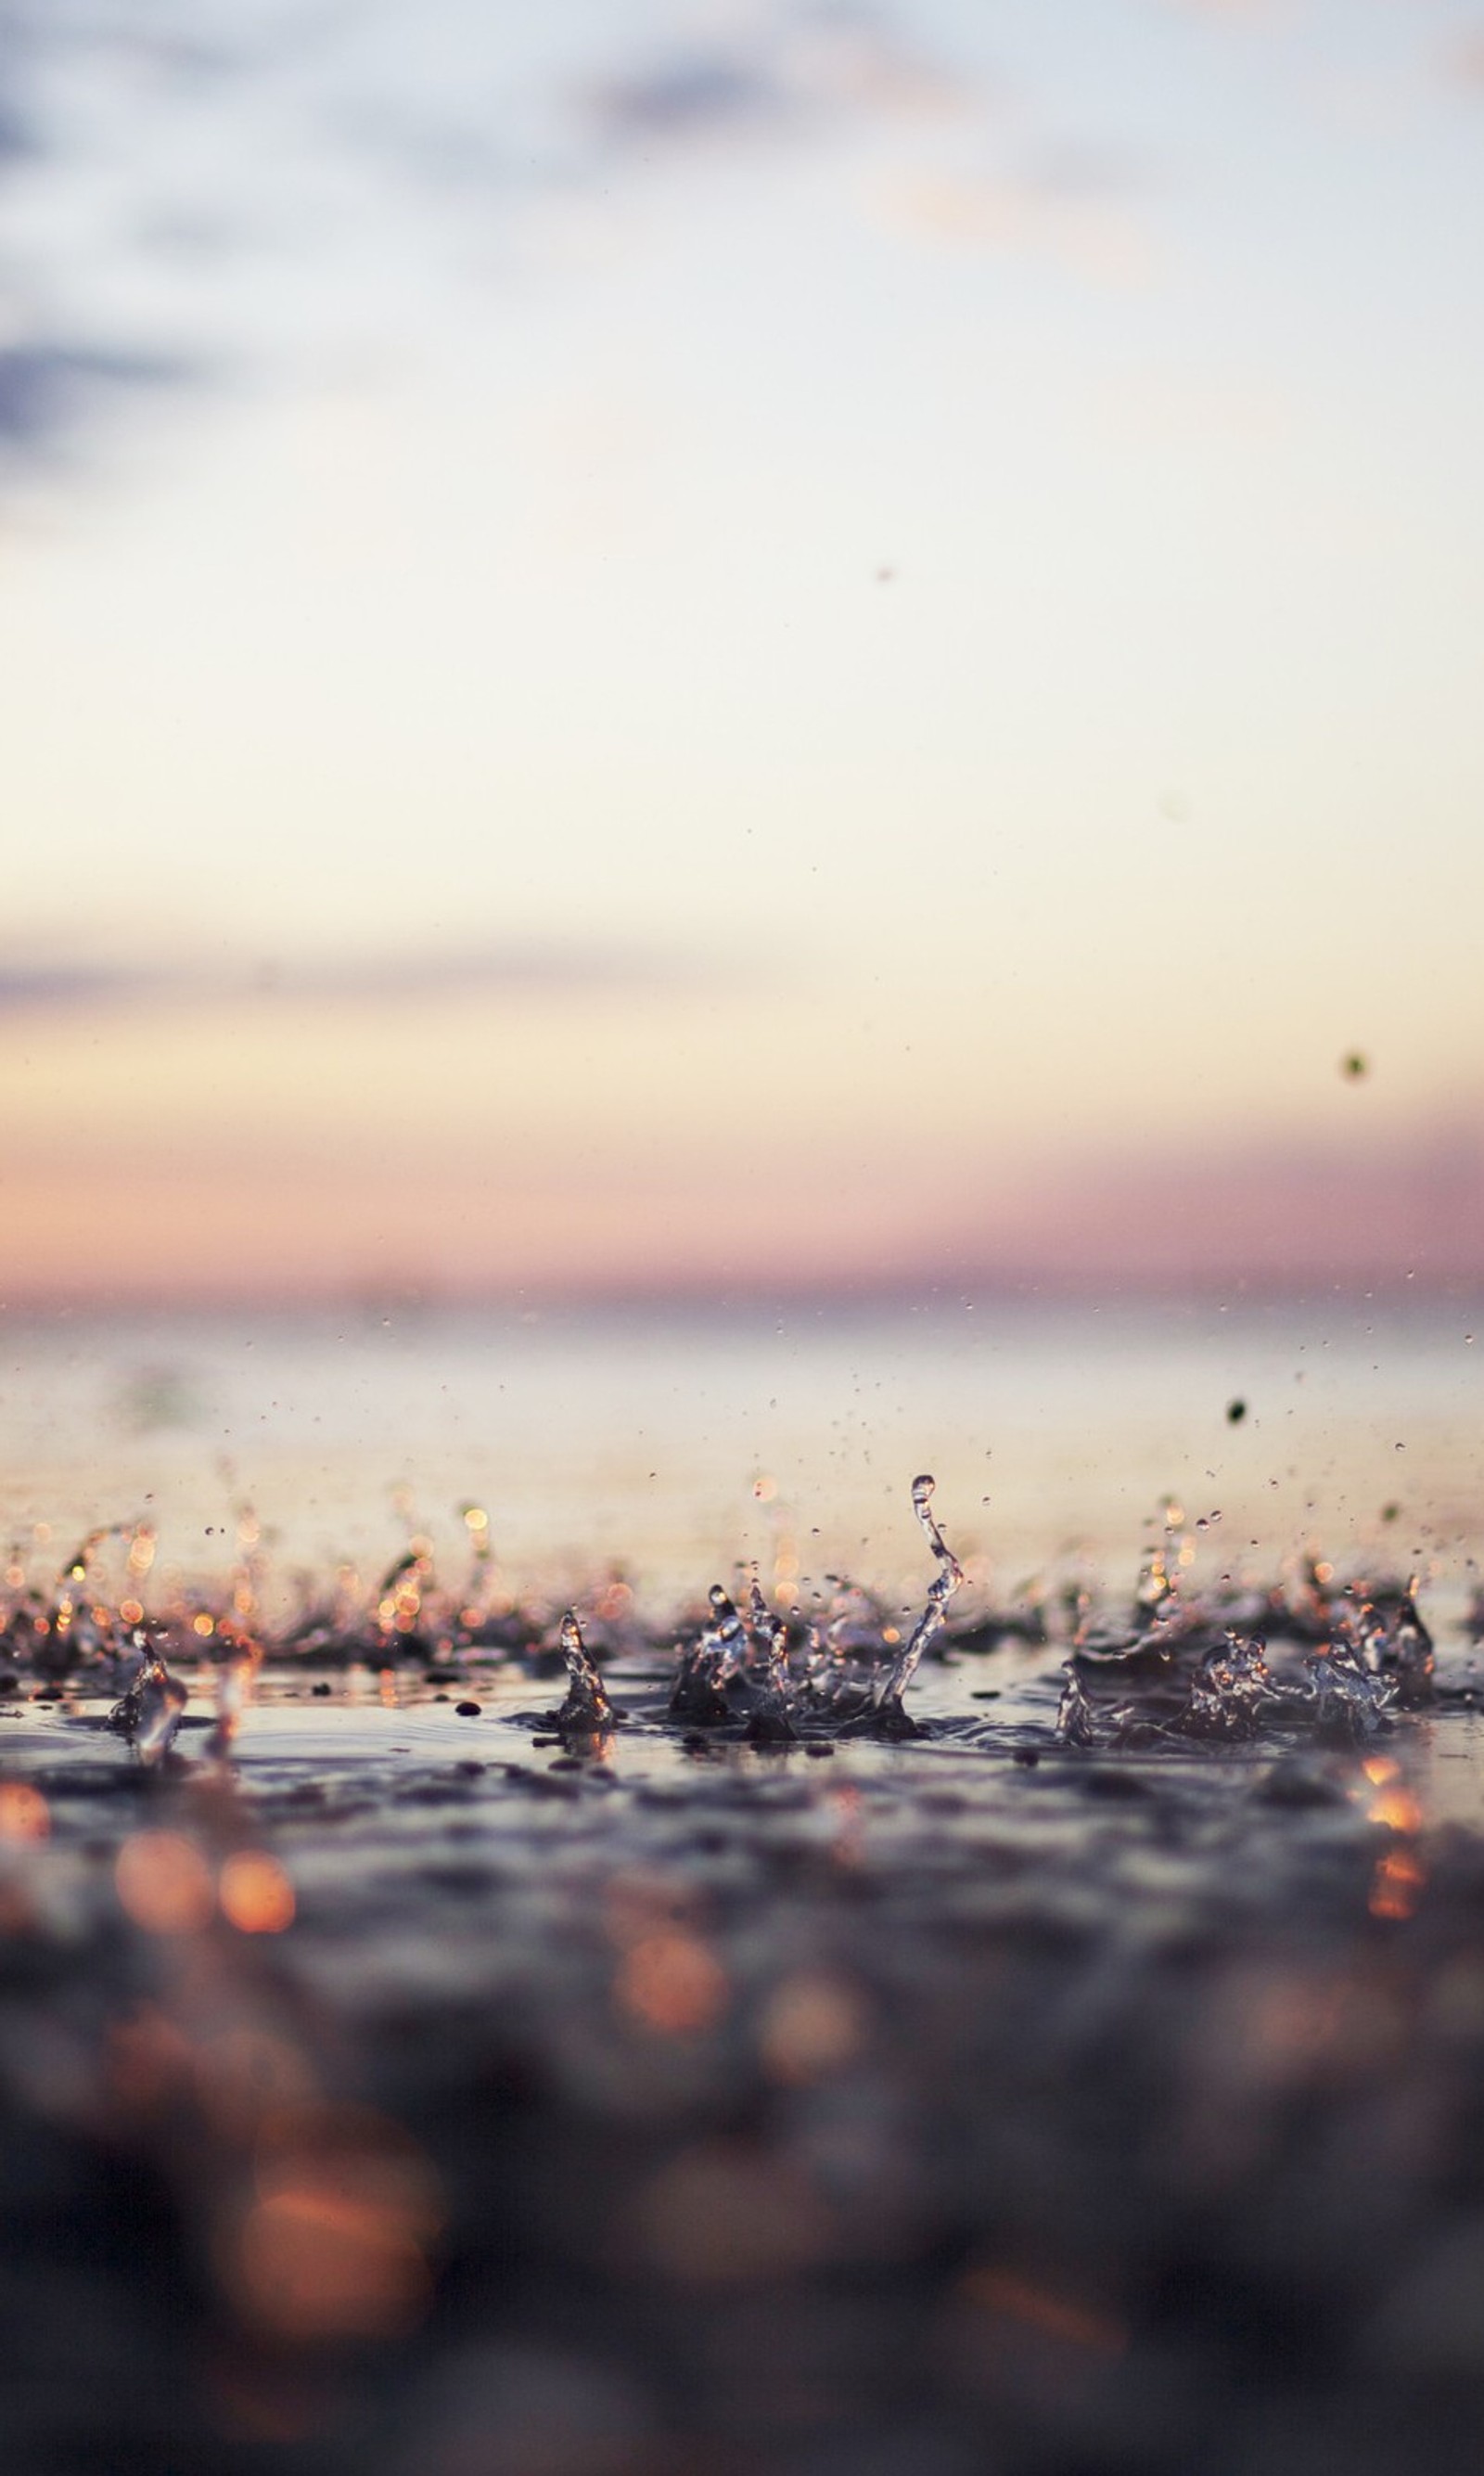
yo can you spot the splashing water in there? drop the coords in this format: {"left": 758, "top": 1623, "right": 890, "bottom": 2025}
{"left": 1181, "top": 1634, "right": 1275, "bottom": 1743}
{"left": 667, "top": 1476, "right": 963, "bottom": 1739}
{"left": 866, "top": 1475, "right": 965, "bottom": 1734}
{"left": 1354, "top": 1581, "right": 1435, "bottom": 1709}
{"left": 109, "top": 1647, "right": 188, "bottom": 1765}
{"left": 556, "top": 1610, "right": 615, "bottom": 1733}
{"left": 0, "top": 1466, "right": 1450, "bottom": 1771}
{"left": 739, "top": 1577, "right": 798, "bottom": 1743}
{"left": 665, "top": 1580, "right": 798, "bottom": 1739}
{"left": 1304, "top": 1632, "right": 1394, "bottom": 1745}
{"left": 1054, "top": 1661, "right": 1100, "bottom": 1749}
{"left": 669, "top": 1584, "right": 749, "bottom": 1724}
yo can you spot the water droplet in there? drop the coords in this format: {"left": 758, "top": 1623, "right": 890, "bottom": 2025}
{"left": 1226, "top": 1399, "right": 1247, "bottom": 1424}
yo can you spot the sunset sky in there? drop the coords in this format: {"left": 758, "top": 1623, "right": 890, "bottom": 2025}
{"left": 2, "top": 0, "right": 1483, "bottom": 1301}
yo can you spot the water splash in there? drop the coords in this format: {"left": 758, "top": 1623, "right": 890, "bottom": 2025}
{"left": 556, "top": 1610, "right": 615, "bottom": 1733}
{"left": 668, "top": 1478, "right": 964, "bottom": 1740}
{"left": 740, "top": 1577, "right": 798, "bottom": 1742}
{"left": 1056, "top": 1513, "right": 1429, "bottom": 1751}
{"left": 669, "top": 1584, "right": 748, "bottom": 1724}
{"left": 1054, "top": 1661, "right": 1099, "bottom": 1748}
{"left": 1304, "top": 1632, "right": 1394, "bottom": 1745}
{"left": 665, "top": 1582, "right": 797, "bottom": 1738}
{"left": 0, "top": 1478, "right": 1446, "bottom": 1769}
{"left": 109, "top": 1647, "right": 188, "bottom": 1765}
{"left": 866, "top": 1476, "right": 965, "bottom": 1736}
{"left": 1353, "top": 1581, "right": 1434, "bottom": 1709}
{"left": 1181, "top": 1635, "right": 1275, "bottom": 1742}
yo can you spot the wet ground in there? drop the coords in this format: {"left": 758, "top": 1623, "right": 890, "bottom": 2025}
{"left": 6, "top": 1577, "right": 1484, "bottom": 2476}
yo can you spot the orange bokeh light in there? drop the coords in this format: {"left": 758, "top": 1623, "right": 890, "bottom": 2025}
{"left": 115, "top": 1831, "right": 215, "bottom": 1935}
{"left": 226, "top": 2104, "right": 442, "bottom": 2343}
{"left": 0, "top": 1782, "right": 50, "bottom": 1842}
{"left": 1370, "top": 1849, "right": 1426, "bottom": 1921}
{"left": 220, "top": 1852, "right": 296, "bottom": 1935}
{"left": 236, "top": 2190, "right": 431, "bottom": 2342}
{"left": 759, "top": 1971, "right": 866, "bottom": 2084}
{"left": 615, "top": 1929, "right": 727, "bottom": 2037}
{"left": 1368, "top": 1788, "right": 1424, "bottom": 1835}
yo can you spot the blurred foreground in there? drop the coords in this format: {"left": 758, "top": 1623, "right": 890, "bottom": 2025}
{"left": 6, "top": 1636, "right": 1484, "bottom": 2473}
{"left": 2, "top": 1296, "right": 1484, "bottom": 2471}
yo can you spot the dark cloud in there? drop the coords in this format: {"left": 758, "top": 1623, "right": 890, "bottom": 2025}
{"left": 0, "top": 340, "right": 193, "bottom": 449}
{"left": 0, "top": 4, "right": 234, "bottom": 461}
{"left": 0, "top": 17, "right": 41, "bottom": 164}
{"left": 0, "top": 960, "right": 136, "bottom": 1012}
{"left": 0, "top": 3, "right": 975, "bottom": 474}
{"left": 580, "top": 54, "right": 788, "bottom": 150}
{"left": 0, "top": 90, "right": 36, "bottom": 168}
{"left": 575, "top": 6, "right": 969, "bottom": 160}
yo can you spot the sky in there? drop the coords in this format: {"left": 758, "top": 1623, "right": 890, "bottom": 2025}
{"left": 2, "top": 0, "right": 1483, "bottom": 1302}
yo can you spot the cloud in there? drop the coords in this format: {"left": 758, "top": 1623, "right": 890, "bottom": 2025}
{"left": 0, "top": 90, "right": 35, "bottom": 170}
{"left": 0, "top": 960, "right": 136, "bottom": 1013}
{"left": 270, "top": 943, "right": 701, "bottom": 1005}
{"left": 880, "top": 157, "right": 1161, "bottom": 289}
{"left": 579, "top": 54, "right": 787, "bottom": 150}
{"left": 575, "top": 6, "right": 970, "bottom": 158}
{"left": 0, "top": 340, "right": 193, "bottom": 450}
{"left": 570, "top": 15, "right": 1172, "bottom": 294}
{"left": 0, "top": 2, "right": 978, "bottom": 472}
{"left": 0, "top": 3, "right": 246, "bottom": 462}
{"left": 0, "top": 940, "right": 704, "bottom": 1019}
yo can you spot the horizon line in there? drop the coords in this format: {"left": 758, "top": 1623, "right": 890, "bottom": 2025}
{"left": 4, "top": 1265, "right": 1480, "bottom": 1319}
